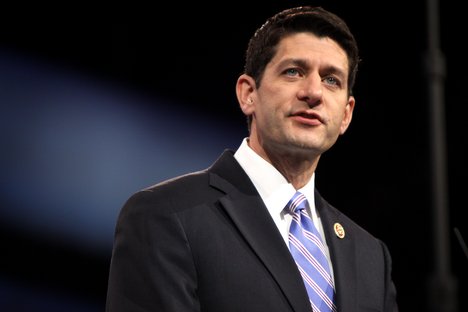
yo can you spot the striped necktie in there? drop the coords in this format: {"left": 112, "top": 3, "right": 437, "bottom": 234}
{"left": 286, "top": 191, "right": 336, "bottom": 312}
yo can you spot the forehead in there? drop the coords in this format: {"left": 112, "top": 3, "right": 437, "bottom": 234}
{"left": 271, "top": 32, "right": 349, "bottom": 71}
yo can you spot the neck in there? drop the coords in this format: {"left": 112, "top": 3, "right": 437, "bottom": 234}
{"left": 247, "top": 139, "right": 320, "bottom": 189}
{"left": 268, "top": 152, "right": 319, "bottom": 189}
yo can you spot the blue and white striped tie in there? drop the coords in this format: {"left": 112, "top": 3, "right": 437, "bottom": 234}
{"left": 286, "top": 191, "right": 336, "bottom": 312}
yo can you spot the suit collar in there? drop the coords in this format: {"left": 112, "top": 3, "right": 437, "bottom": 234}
{"left": 208, "top": 150, "right": 312, "bottom": 312}
{"left": 316, "top": 191, "right": 358, "bottom": 312}
{"left": 207, "top": 149, "right": 257, "bottom": 195}
{"left": 209, "top": 150, "right": 359, "bottom": 312}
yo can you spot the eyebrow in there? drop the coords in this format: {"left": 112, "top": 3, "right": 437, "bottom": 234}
{"left": 277, "top": 58, "right": 309, "bottom": 70}
{"left": 278, "top": 58, "right": 347, "bottom": 80}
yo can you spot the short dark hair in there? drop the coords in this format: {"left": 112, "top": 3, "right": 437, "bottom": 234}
{"left": 245, "top": 6, "right": 359, "bottom": 89}
{"left": 243, "top": 6, "right": 360, "bottom": 130}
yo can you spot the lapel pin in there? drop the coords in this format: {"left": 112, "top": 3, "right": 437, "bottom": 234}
{"left": 334, "top": 223, "right": 345, "bottom": 239}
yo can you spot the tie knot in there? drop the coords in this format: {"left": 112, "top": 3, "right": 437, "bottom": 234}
{"left": 286, "top": 191, "right": 308, "bottom": 214}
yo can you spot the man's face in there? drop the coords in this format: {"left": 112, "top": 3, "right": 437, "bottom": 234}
{"left": 247, "top": 32, "right": 355, "bottom": 159}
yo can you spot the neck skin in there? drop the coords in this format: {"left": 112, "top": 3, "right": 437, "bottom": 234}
{"left": 247, "top": 136, "right": 320, "bottom": 190}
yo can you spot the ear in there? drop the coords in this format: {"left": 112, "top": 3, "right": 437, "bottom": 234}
{"left": 340, "top": 95, "right": 355, "bottom": 135}
{"left": 236, "top": 74, "right": 256, "bottom": 116}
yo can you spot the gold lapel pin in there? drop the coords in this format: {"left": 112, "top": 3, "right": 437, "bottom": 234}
{"left": 334, "top": 223, "right": 345, "bottom": 239}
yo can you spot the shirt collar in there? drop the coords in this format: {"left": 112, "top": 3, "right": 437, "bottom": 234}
{"left": 234, "top": 138, "right": 316, "bottom": 214}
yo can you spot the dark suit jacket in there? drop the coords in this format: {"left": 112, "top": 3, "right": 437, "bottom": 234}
{"left": 106, "top": 150, "right": 398, "bottom": 312}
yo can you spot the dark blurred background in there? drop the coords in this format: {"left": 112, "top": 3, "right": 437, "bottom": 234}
{"left": 1, "top": 1, "right": 466, "bottom": 311}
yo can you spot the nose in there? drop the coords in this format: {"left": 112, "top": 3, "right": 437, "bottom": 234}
{"left": 297, "top": 73, "right": 323, "bottom": 106}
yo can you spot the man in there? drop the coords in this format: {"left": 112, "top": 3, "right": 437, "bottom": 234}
{"left": 106, "top": 6, "right": 399, "bottom": 312}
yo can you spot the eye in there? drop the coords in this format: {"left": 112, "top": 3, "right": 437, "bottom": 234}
{"left": 285, "top": 68, "right": 301, "bottom": 77}
{"left": 323, "top": 76, "right": 341, "bottom": 87}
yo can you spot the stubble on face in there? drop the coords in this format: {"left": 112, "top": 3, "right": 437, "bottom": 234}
{"left": 248, "top": 33, "right": 352, "bottom": 176}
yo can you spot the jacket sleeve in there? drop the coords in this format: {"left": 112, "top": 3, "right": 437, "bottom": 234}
{"left": 381, "top": 241, "right": 399, "bottom": 312}
{"left": 105, "top": 190, "right": 200, "bottom": 312}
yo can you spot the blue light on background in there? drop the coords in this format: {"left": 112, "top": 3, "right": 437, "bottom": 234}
{"left": 0, "top": 49, "right": 244, "bottom": 254}
{"left": 0, "top": 49, "right": 245, "bottom": 310}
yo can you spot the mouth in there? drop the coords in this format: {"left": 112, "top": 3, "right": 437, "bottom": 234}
{"left": 290, "top": 110, "right": 324, "bottom": 126}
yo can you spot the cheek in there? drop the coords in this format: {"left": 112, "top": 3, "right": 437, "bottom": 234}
{"left": 256, "top": 106, "right": 286, "bottom": 137}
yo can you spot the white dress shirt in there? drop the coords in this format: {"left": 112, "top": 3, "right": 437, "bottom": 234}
{"left": 234, "top": 138, "right": 334, "bottom": 279}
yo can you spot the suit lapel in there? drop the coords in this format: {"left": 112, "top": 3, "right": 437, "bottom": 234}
{"left": 316, "top": 191, "right": 358, "bottom": 312}
{"left": 208, "top": 150, "right": 312, "bottom": 312}
{"left": 220, "top": 194, "right": 312, "bottom": 312}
